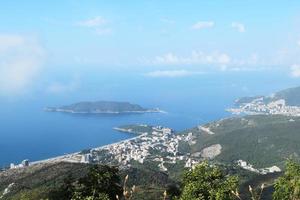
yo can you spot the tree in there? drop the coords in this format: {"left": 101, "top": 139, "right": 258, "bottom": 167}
{"left": 48, "top": 174, "right": 75, "bottom": 200}
{"left": 179, "top": 162, "right": 239, "bottom": 200}
{"left": 71, "top": 165, "right": 123, "bottom": 200}
{"left": 165, "top": 183, "right": 181, "bottom": 199}
{"left": 273, "top": 160, "right": 300, "bottom": 200}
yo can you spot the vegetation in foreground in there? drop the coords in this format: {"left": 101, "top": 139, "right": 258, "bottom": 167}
{"left": 1, "top": 160, "right": 300, "bottom": 200}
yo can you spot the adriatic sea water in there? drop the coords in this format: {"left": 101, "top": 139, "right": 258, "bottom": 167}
{"left": 0, "top": 70, "right": 298, "bottom": 166}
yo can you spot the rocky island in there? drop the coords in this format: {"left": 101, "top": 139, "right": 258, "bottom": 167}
{"left": 45, "top": 101, "right": 161, "bottom": 114}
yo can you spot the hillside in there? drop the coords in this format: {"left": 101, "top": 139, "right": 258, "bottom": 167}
{"left": 0, "top": 162, "right": 174, "bottom": 200}
{"left": 180, "top": 115, "right": 300, "bottom": 169}
{"left": 45, "top": 101, "right": 160, "bottom": 114}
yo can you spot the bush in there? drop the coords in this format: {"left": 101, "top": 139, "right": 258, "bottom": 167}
{"left": 179, "top": 162, "right": 238, "bottom": 200}
{"left": 273, "top": 160, "right": 300, "bottom": 200}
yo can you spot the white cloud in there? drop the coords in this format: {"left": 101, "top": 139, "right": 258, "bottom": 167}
{"left": 145, "top": 70, "right": 203, "bottom": 78}
{"left": 290, "top": 64, "right": 300, "bottom": 77}
{"left": 77, "top": 16, "right": 111, "bottom": 35}
{"left": 77, "top": 16, "right": 107, "bottom": 27}
{"left": 297, "top": 40, "right": 300, "bottom": 47}
{"left": 152, "top": 51, "right": 231, "bottom": 66}
{"left": 47, "top": 78, "right": 79, "bottom": 94}
{"left": 191, "top": 21, "right": 214, "bottom": 30}
{"left": 0, "top": 34, "right": 45, "bottom": 95}
{"left": 142, "top": 51, "right": 271, "bottom": 72}
{"left": 231, "top": 22, "right": 246, "bottom": 33}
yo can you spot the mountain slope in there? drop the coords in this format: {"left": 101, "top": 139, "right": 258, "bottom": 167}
{"left": 180, "top": 115, "right": 300, "bottom": 168}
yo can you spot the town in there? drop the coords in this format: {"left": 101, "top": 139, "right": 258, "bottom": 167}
{"left": 76, "top": 125, "right": 202, "bottom": 171}
{"left": 228, "top": 98, "right": 300, "bottom": 116}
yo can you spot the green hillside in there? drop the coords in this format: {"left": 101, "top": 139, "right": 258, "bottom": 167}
{"left": 0, "top": 162, "right": 173, "bottom": 200}
{"left": 180, "top": 115, "right": 300, "bottom": 168}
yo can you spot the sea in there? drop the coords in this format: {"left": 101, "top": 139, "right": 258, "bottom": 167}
{"left": 0, "top": 69, "right": 299, "bottom": 167}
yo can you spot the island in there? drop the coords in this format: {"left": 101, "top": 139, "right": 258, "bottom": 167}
{"left": 45, "top": 101, "right": 161, "bottom": 114}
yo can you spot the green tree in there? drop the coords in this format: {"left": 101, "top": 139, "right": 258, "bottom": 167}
{"left": 179, "top": 162, "right": 239, "bottom": 200}
{"left": 165, "top": 183, "right": 181, "bottom": 199}
{"left": 48, "top": 174, "right": 75, "bottom": 200}
{"left": 273, "top": 160, "right": 300, "bottom": 200}
{"left": 72, "top": 191, "right": 110, "bottom": 200}
{"left": 71, "top": 165, "right": 122, "bottom": 200}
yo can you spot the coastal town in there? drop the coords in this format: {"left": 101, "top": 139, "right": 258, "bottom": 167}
{"left": 71, "top": 124, "right": 281, "bottom": 175}
{"left": 78, "top": 125, "right": 202, "bottom": 171}
{"left": 3, "top": 123, "right": 283, "bottom": 176}
{"left": 228, "top": 98, "right": 300, "bottom": 116}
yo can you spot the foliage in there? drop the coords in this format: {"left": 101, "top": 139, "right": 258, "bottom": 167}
{"left": 165, "top": 183, "right": 181, "bottom": 199}
{"left": 70, "top": 165, "right": 122, "bottom": 200}
{"left": 9, "top": 188, "right": 49, "bottom": 200}
{"left": 273, "top": 160, "right": 300, "bottom": 200}
{"left": 72, "top": 191, "right": 110, "bottom": 200}
{"left": 179, "top": 162, "right": 239, "bottom": 200}
{"left": 116, "top": 124, "right": 154, "bottom": 135}
{"left": 48, "top": 174, "right": 75, "bottom": 200}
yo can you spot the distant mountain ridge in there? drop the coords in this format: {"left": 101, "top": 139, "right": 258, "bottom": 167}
{"left": 45, "top": 101, "right": 161, "bottom": 114}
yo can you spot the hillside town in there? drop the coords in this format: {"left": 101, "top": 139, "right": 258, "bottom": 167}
{"left": 228, "top": 98, "right": 300, "bottom": 116}
{"left": 75, "top": 125, "right": 282, "bottom": 174}
{"left": 77, "top": 125, "right": 202, "bottom": 171}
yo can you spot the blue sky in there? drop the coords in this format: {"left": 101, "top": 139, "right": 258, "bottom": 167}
{"left": 1, "top": 0, "right": 300, "bottom": 96}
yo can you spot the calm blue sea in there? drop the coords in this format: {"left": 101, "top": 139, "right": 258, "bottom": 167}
{"left": 0, "top": 70, "right": 299, "bottom": 167}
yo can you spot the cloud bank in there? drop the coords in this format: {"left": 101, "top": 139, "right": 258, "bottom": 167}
{"left": 145, "top": 70, "right": 203, "bottom": 78}
{"left": 47, "top": 77, "right": 80, "bottom": 94}
{"left": 151, "top": 51, "right": 231, "bottom": 66}
{"left": 290, "top": 64, "right": 300, "bottom": 77}
{"left": 0, "top": 34, "right": 45, "bottom": 95}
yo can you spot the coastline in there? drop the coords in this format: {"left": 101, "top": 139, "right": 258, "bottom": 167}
{"left": 28, "top": 129, "right": 144, "bottom": 167}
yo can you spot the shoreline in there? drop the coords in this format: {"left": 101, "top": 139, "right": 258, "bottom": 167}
{"left": 22, "top": 129, "right": 144, "bottom": 167}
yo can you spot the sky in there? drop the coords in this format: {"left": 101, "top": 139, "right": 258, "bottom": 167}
{"left": 1, "top": 0, "right": 300, "bottom": 97}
